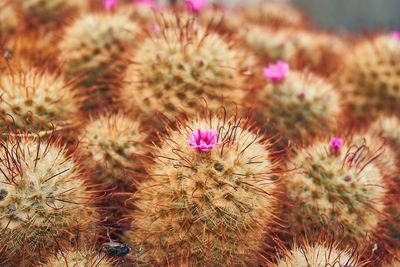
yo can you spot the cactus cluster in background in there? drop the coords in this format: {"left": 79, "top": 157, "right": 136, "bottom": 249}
{"left": 1, "top": 0, "right": 400, "bottom": 266}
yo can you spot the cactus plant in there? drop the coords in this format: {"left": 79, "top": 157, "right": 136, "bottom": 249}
{"left": 271, "top": 238, "right": 364, "bottom": 267}
{"left": 0, "top": 67, "right": 80, "bottom": 133}
{"left": 78, "top": 111, "right": 147, "bottom": 186}
{"left": 123, "top": 111, "right": 280, "bottom": 266}
{"left": 59, "top": 11, "right": 139, "bottom": 109}
{"left": 240, "top": 26, "right": 346, "bottom": 75}
{"left": 40, "top": 245, "right": 116, "bottom": 266}
{"left": 14, "top": 0, "right": 88, "bottom": 29}
{"left": 0, "top": 131, "right": 98, "bottom": 265}
{"left": 340, "top": 34, "right": 400, "bottom": 120}
{"left": 285, "top": 135, "right": 392, "bottom": 247}
{"left": 253, "top": 68, "right": 341, "bottom": 146}
{"left": 239, "top": 1, "right": 307, "bottom": 29}
{"left": 120, "top": 19, "right": 249, "bottom": 125}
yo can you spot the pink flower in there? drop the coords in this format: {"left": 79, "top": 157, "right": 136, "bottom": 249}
{"left": 103, "top": 0, "right": 118, "bottom": 10}
{"left": 330, "top": 137, "right": 343, "bottom": 153}
{"left": 151, "top": 24, "right": 160, "bottom": 33}
{"left": 392, "top": 31, "right": 400, "bottom": 40}
{"left": 136, "top": 0, "right": 156, "bottom": 8}
{"left": 186, "top": 0, "right": 207, "bottom": 12}
{"left": 263, "top": 61, "right": 290, "bottom": 80}
{"left": 188, "top": 129, "right": 219, "bottom": 152}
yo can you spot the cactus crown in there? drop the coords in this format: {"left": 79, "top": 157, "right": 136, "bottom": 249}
{"left": 286, "top": 136, "right": 388, "bottom": 244}
{"left": 255, "top": 71, "right": 340, "bottom": 144}
{"left": 124, "top": 110, "right": 280, "bottom": 266}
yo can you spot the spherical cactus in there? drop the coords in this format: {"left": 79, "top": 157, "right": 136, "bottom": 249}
{"left": 240, "top": 26, "right": 346, "bottom": 75}
{"left": 370, "top": 115, "right": 400, "bottom": 148}
{"left": 123, "top": 111, "right": 280, "bottom": 266}
{"left": 14, "top": 0, "right": 88, "bottom": 28}
{"left": 339, "top": 34, "right": 400, "bottom": 120}
{"left": 240, "top": 1, "right": 307, "bottom": 28}
{"left": 285, "top": 135, "right": 392, "bottom": 247}
{"left": 240, "top": 25, "right": 296, "bottom": 63}
{"left": 0, "top": 131, "right": 98, "bottom": 265}
{"left": 253, "top": 66, "right": 341, "bottom": 146}
{"left": 271, "top": 238, "right": 364, "bottom": 267}
{"left": 198, "top": 6, "right": 245, "bottom": 34}
{"left": 59, "top": 11, "right": 139, "bottom": 109}
{"left": 120, "top": 20, "right": 249, "bottom": 125}
{"left": 0, "top": 67, "right": 80, "bottom": 133}
{"left": 40, "top": 245, "right": 116, "bottom": 267}
{"left": 78, "top": 111, "right": 147, "bottom": 186}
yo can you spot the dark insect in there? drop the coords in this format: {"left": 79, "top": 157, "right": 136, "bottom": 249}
{"left": 102, "top": 241, "right": 131, "bottom": 257}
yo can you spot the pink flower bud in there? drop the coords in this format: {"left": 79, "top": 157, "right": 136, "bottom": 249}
{"left": 392, "top": 31, "right": 400, "bottom": 40}
{"left": 151, "top": 24, "right": 160, "bottom": 33}
{"left": 188, "top": 129, "right": 219, "bottom": 152}
{"left": 186, "top": 0, "right": 207, "bottom": 12}
{"left": 103, "top": 0, "right": 118, "bottom": 10}
{"left": 263, "top": 61, "right": 290, "bottom": 80}
{"left": 330, "top": 138, "right": 343, "bottom": 153}
{"left": 136, "top": 0, "right": 156, "bottom": 8}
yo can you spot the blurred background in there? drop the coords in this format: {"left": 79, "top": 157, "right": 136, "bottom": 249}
{"left": 191, "top": 0, "right": 400, "bottom": 33}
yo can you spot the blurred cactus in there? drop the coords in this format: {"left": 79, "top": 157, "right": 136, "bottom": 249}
{"left": 120, "top": 19, "right": 249, "bottom": 125}
{"left": 59, "top": 11, "right": 139, "bottom": 109}
{"left": 340, "top": 34, "right": 400, "bottom": 120}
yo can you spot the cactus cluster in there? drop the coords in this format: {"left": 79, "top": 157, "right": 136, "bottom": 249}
{"left": 2, "top": 0, "right": 400, "bottom": 265}
{"left": 123, "top": 111, "right": 280, "bottom": 265}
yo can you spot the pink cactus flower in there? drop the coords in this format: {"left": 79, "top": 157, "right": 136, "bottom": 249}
{"left": 330, "top": 137, "right": 343, "bottom": 154}
{"left": 392, "top": 31, "right": 400, "bottom": 40}
{"left": 188, "top": 129, "right": 219, "bottom": 152}
{"left": 186, "top": 0, "right": 207, "bottom": 12}
{"left": 263, "top": 61, "right": 290, "bottom": 80}
{"left": 136, "top": 0, "right": 156, "bottom": 8}
{"left": 103, "top": 0, "right": 118, "bottom": 10}
{"left": 151, "top": 24, "right": 160, "bottom": 33}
